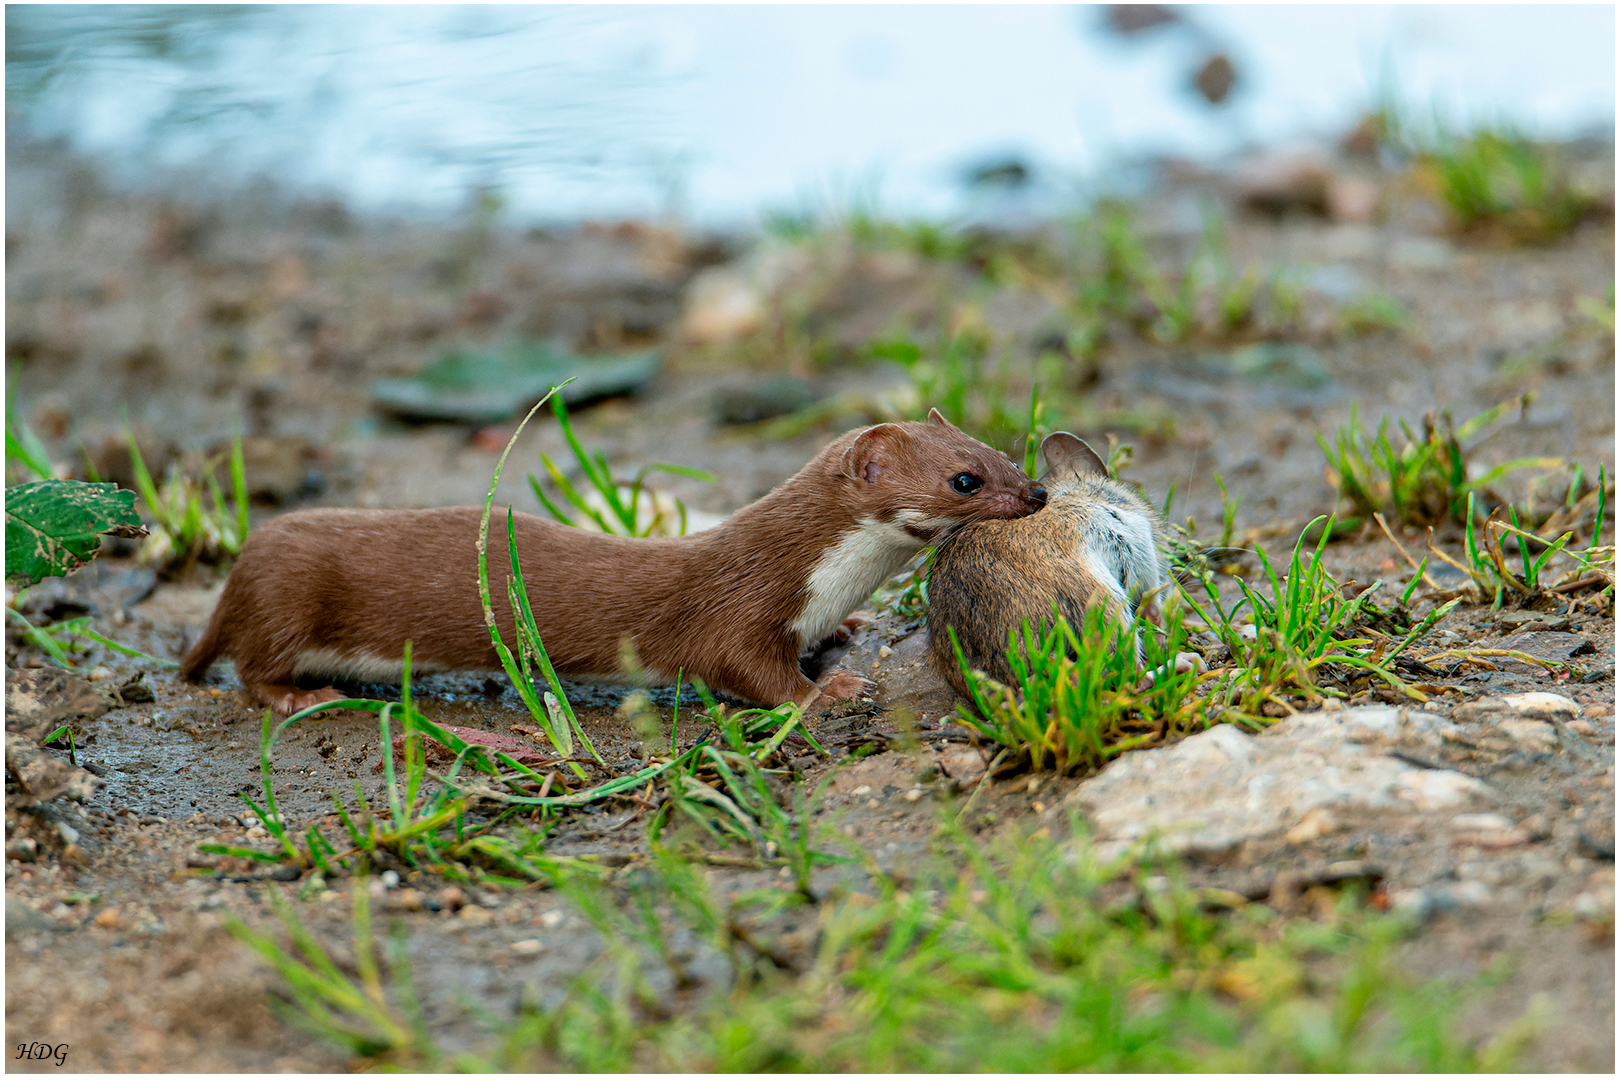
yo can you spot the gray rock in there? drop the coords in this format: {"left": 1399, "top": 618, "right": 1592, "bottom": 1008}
{"left": 710, "top": 377, "right": 818, "bottom": 426}
{"left": 1454, "top": 692, "right": 1581, "bottom": 725}
{"left": 4, "top": 670, "right": 107, "bottom": 807}
{"left": 4, "top": 896, "right": 68, "bottom": 939}
{"left": 17, "top": 561, "right": 156, "bottom": 620}
{"left": 5, "top": 669, "right": 111, "bottom": 741}
{"left": 1064, "top": 706, "right": 1496, "bottom": 858}
{"left": 1494, "top": 609, "right": 1571, "bottom": 632}
{"left": 1495, "top": 631, "right": 1596, "bottom": 662}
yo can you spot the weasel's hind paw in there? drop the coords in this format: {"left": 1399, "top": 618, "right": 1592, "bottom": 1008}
{"left": 814, "top": 670, "right": 875, "bottom": 703}
{"left": 275, "top": 686, "right": 348, "bottom": 717}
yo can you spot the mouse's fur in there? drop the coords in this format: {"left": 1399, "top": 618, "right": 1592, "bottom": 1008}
{"left": 926, "top": 432, "right": 1170, "bottom": 699}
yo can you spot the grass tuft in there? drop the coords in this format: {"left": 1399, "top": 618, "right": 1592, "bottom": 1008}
{"left": 123, "top": 418, "right": 251, "bottom": 572}
{"left": 1417, "top": 129, "right": 1597, "bottom": 245}
{"left": 947, "top": 516, "right": 1458, "bottom": 773}
{"left": 529, "top": 394, "right": 715, "bottom": 537}
{"left": 1317, "top": 395, "right": 1569, "bottom": 531}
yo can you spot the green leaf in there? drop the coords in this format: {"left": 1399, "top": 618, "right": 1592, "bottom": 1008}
{"left": 4, "top": 480, "right": 146, "bottom": 586}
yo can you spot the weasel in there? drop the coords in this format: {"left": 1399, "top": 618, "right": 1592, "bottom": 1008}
{"left": 926, "top": 432, "right": 1172, "bottom": 700}
{"left": 181, "top": 409, "right": 1047, "bottom": 715}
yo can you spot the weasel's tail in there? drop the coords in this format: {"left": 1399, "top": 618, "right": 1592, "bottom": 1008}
{"left": 178, "top": 609, "right": 226, "bottom": 681}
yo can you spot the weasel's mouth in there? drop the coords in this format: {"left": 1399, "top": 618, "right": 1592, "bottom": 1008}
{"left": 904, "top": 522, "right": 943, "bottom": 543}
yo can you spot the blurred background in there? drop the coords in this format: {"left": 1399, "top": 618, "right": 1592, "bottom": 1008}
{"left": 4, "top": 3, "right": 1615, "bottom": 548}
{"left": 7, "top": 4, "right": 1615, "bottom": 224}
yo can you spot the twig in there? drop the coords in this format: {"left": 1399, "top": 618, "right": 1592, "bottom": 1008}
{"left": 1374, "top": 512, "right": 1442, "bottom": 591}
{"left": 954, "top": 748, "right": 1009, "bottom": 827}
{"left": 1550, "top": 571, "right": 1609, "bottom": 595}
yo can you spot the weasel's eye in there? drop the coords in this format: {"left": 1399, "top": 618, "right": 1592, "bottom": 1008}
{"left": 951, "top": 472, "right": 984, "bottom": 495}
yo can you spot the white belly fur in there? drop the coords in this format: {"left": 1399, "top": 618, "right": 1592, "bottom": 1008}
{"left": 293, "top": 648, "right": 459, "bottom": 683}
{"left": 790, "top": 517, "right": 923, "bottom": 648}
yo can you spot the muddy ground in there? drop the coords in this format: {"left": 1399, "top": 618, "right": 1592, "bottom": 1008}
{"left": 4, "top": 135, "right": 1615, "bottom": 1071}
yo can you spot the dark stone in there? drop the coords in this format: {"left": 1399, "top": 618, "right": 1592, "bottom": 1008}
{"left": 1577, "top": 822, "right": 1615, "bottom": 861}
{"left": 18, "top": 562, "right": 157, "bottom": 620}
{"left": 711, "top": 377, "right": 818, "bottom": 426}
{"left": 1192, "top": 53, "right": 1237, "bottom": 106}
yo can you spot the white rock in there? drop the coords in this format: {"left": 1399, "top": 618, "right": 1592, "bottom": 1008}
{"left": 1285, "top": 807, "right": 1340, "bottom": 844}
{"left": 1499, "top": 692, "right": 1580, "bottom": 723}
{"left": 1393, "top": 769, "right": 1492, "bottom": 810}
{"left": 1449, "top": 813, "right": 1515, "bottom": 833}
{"left": 1065, "top": 706, "right": 1496, "bottom": 854}
{"left": 679, "top": 268, "right": 763, "bottom": 345}
{"left": 1496, "top": 720, "right": 1560, "bottom": 750}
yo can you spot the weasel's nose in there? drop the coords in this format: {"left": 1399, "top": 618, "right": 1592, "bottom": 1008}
{"left": 1028, "top": 484, "right": 1047, "bottom": 507}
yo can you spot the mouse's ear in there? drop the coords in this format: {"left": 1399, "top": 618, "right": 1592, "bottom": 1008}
{"left": 843, "top": 423, "right": 911, "bottom": 483}
{"left": 1040, "top": 432, "right": 1108, "bottom": 480}
{"left": 926, "top": 407, "right": 953, "bottom": 429}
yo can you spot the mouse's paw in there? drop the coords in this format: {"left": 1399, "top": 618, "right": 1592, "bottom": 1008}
{"left": 1135, "top": 651, "right": 1208, "bottom": 691}
{"left": 276, "top": 686, "right": 348, "bottom": 717}
{"left": 815, "top": 611, "right": 875, "bottom": 651}
{"left": 814, "top": 670, "right": 875, "bottom": 703}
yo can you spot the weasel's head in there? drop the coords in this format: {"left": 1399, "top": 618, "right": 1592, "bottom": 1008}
{"left": 839, "top": 408, "right": 1047, "bottom": 543}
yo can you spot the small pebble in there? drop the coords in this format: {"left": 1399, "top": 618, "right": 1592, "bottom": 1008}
{"left": 850, "top": 785, "right": 872, "bottom": 796}
{"left": 87, "top": 666, "right": 114, "bottom": 682}
{"left": 877, "top": 645, "right": 893, "bottom": 659}
{"left": 866, "top": 798, "right": 881, "bottom": 810}
{"left": 1450, "top": 813, "right": 1515, "bottom": 833}
{"left": 1285, "top": 808, "right": 1339, "bottom": 844}
{"left": 539, "top": 909, "right": 566, "bottom": 929}
{"left": 510, "top": 938, "right": 544, "bottom": 955}
{"left": 903, "top": 788, "right": 923, "bottom": 802}
{"left": 457, "top": 905, "right": 493, "bottom": 925}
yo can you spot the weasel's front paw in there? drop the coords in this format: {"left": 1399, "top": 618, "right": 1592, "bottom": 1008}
{"left": 814, "top": 670, "right": 874, "bottom": 702}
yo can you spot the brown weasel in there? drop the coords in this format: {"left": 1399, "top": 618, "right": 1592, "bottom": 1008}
{"left": 181, "top": 409, "right": 1047, "bottom": 715}
{"left": 926, "top": 432, "right": 1171, "bottom": 701}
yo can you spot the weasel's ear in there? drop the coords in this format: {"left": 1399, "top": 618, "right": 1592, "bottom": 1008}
{"left": 926, "top": 407, "right": 952, "bottom": 429}
{"left": 844, "top": 423, "right": 909, "bottom": 483}
{"left": 1040, "top": 432, "right": 1108, "bottom": 480}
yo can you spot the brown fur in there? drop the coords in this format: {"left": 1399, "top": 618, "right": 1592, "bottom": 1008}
{"left": 927, "top": 432, "right": 1170, "bottom": 701}
{"left": 182, "top": 410, "right": 1046, "bottom": 714}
